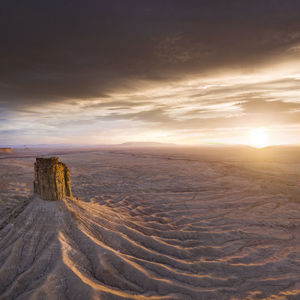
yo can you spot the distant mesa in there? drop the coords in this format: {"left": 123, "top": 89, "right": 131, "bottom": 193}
{"left": 118, "top": 142, "right": 178, "bottom": 148}
{"left": 0, "top": 147, "right": 13, "bottom": 154}
{"left": 34, "top": 157, "right": 72, "bottom": 201}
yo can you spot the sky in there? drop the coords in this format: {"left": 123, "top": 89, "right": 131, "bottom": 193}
{"left": 1, "top": 0, "right": 300, "bottom": 146}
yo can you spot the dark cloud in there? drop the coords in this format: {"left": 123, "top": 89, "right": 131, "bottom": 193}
{"left": 1, "top": 0, "right": 300, "bottom": 108}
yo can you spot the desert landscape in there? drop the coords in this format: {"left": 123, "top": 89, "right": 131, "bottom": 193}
{"left": 0, "top": 146, "right": 300, "bottom": 299}
{"left": 2, "top": 1, "right": 300, "bottom": 299}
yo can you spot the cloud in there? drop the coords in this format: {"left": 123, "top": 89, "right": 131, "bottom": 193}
{"left": 1, "top": 1, "right": 300, "bottom": 109}
{"left": 82, "top": 100, "right": 152, "bottom": 110}
{"left": 97, "top": 107, "right": 172, "bottom": 123}
{"left": 240, "top": 99, "right": 300, "bottom": 114}
{"left": 1, "top": 1, "right": 300, "bottom": 145}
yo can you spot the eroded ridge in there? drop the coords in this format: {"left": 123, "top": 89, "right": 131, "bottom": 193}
{"left": 1, "top": 149, "right": 300, "bottom": 299}
{"left": 34, "top": 157, "right": 72, "bottom": 201}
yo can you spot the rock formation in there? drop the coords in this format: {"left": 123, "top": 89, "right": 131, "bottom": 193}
{"left": 0, "top": 147, "right": 13, "bottom": 154}
{"left": 34, "top": 157, "right": 72, "bottom": 201}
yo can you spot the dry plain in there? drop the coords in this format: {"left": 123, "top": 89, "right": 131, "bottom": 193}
{"left": 0, "top": 146, "right": 300, "bottom": 299}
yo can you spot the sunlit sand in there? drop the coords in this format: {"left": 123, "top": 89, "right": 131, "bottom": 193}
{"left": 1, "top": 146, "right": 300, "bottom": 299}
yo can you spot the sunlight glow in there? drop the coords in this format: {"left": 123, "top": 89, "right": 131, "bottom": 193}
{"left": 249, "top": 128, "right": 269, "bottom": 148}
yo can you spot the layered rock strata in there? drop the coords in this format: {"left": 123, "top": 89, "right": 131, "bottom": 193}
{"left": 34, "top": 157, "right": 72, "bottom": 200}
{"left": 0, "top": 147, "right": 13, "bottom": 154}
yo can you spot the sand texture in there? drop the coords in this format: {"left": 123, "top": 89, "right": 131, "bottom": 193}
{"left": 0, "top": 147, "right": 300, "bottom": 299}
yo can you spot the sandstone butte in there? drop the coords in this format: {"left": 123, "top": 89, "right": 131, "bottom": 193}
{"left": 0, "top": 147, "right": 13, "bottom": 154}
{"left": 34, "top": 157, "right": 72, "bottom": 201}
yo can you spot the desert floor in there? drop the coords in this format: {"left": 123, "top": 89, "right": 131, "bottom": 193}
{"left": 0, "top": 146, "right": 300, "bottom": 299}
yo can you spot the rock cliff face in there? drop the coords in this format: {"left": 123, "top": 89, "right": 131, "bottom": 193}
{"left": 34, "top": 157, "right": 72, "bottom": 201}
{"left": 0, "top": 147, "right": 13, "bottom": 154}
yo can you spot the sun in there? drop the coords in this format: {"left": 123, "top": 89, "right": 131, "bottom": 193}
{"left": 249, "top": 128, "right": 269, "bottom": 148}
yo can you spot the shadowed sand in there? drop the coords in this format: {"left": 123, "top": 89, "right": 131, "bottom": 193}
{"left": 1, "top": 147, "right": 300, "bottom": 299}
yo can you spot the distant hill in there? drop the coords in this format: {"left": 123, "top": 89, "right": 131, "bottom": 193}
{"left": 0, "top": 147, "right": 13, "bottom": 154}
{"left": 1, "top": 142, "right": 179, "bottom": 149}
{"left": 116, "top": 142, "right": 179, "bottom": 148}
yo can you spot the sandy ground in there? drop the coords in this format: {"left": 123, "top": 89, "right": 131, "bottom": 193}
{"left": 0, "top": 146, "right": 300, "bottom": 299}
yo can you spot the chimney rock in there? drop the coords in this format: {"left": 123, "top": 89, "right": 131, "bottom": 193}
{"left": 34, "top": 157, "right": 72, "bottom": 201}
